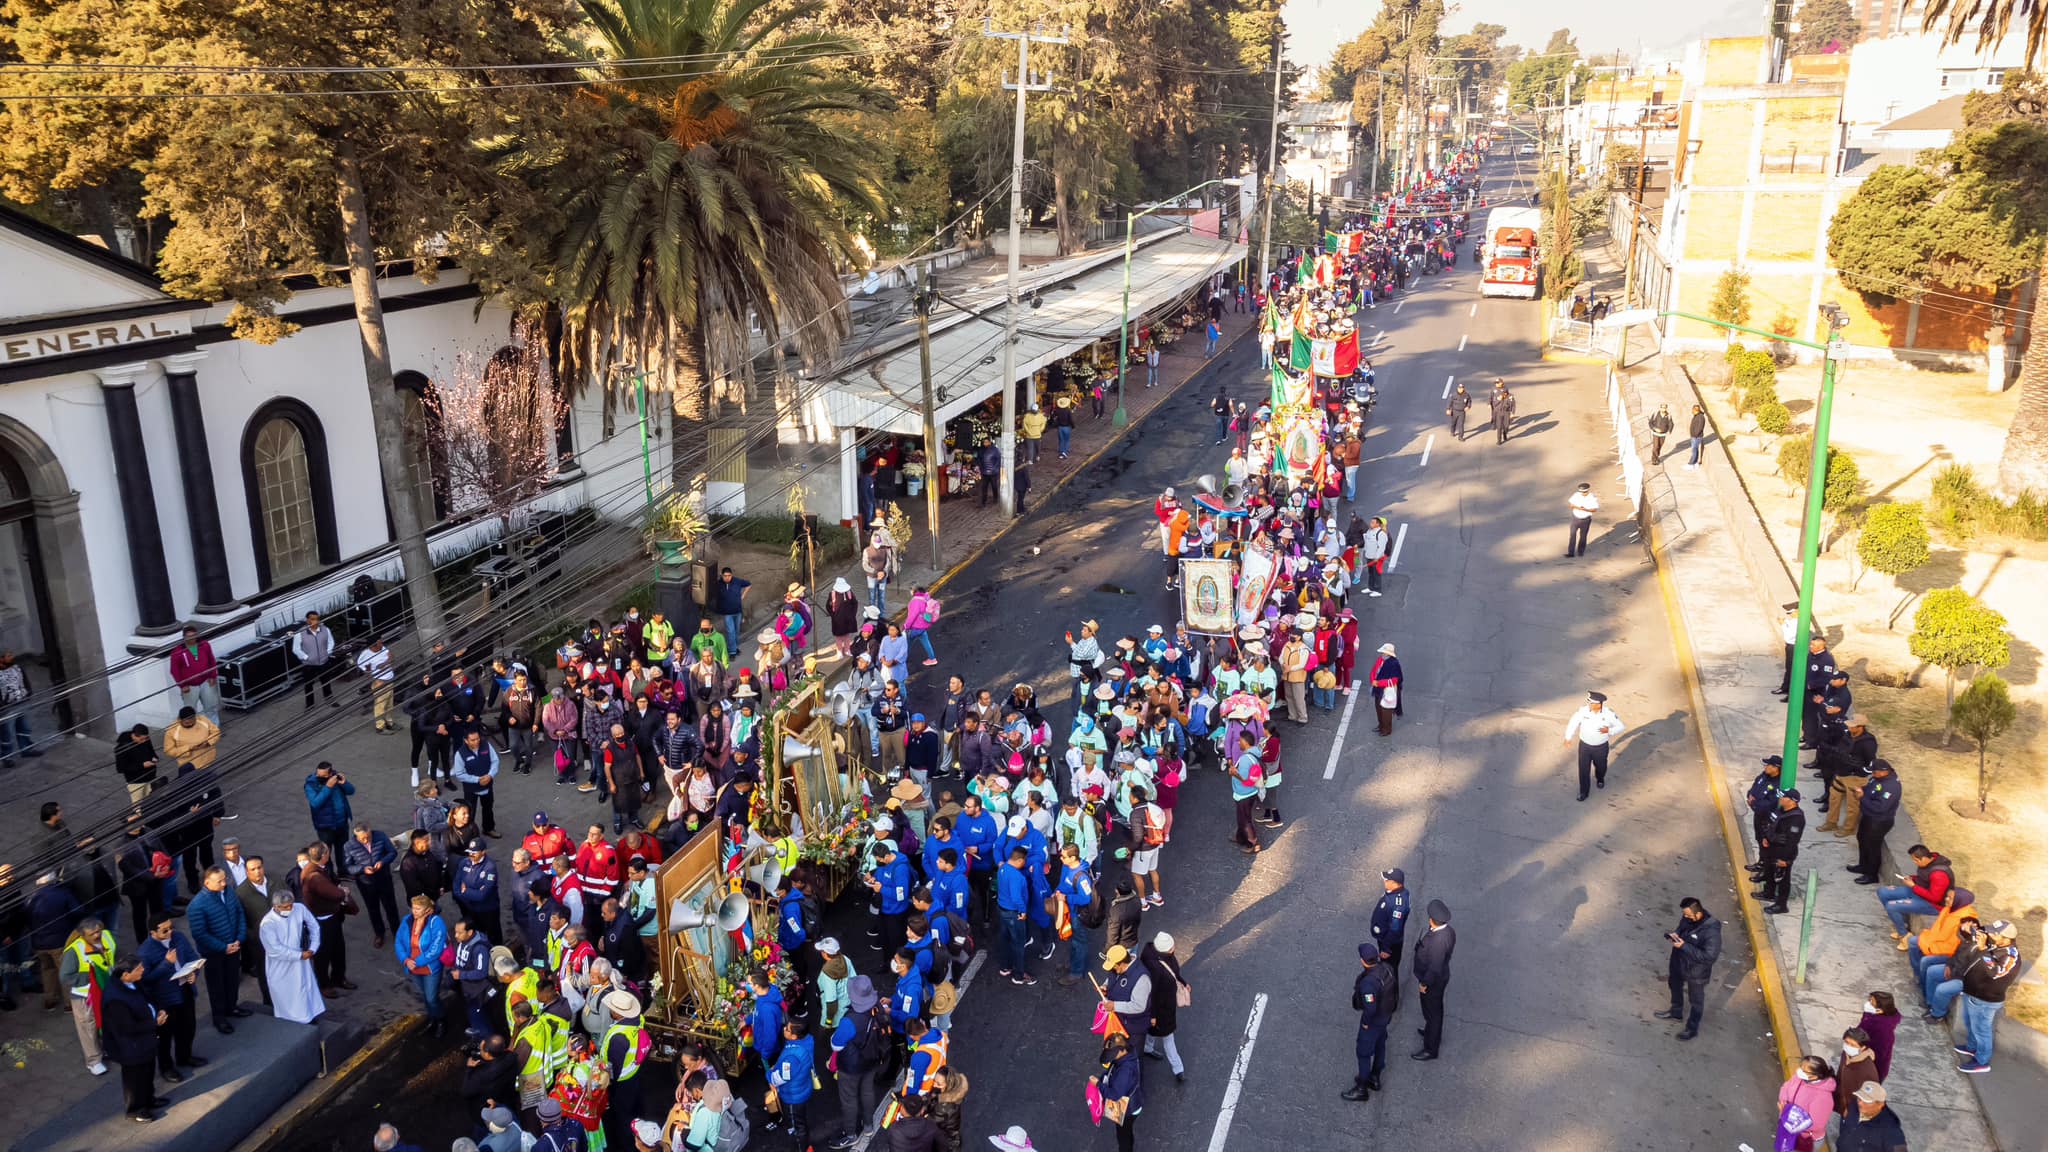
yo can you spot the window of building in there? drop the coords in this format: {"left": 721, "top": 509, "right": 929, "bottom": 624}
{"left": 252, "top": 418, "right": 319, "bottom": 584}
{"left": 239, "top": 399, "right": 338, "bottom": 590}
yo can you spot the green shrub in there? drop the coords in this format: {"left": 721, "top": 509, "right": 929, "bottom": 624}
{"left": 1779, "top": 434, "right": 1814, "bottom": 482}
{"left": 1734, "top": 351, "right": 1778, "bottom": 413}
{"left": 1857, "top": 501, "right": 1930, "bottom": 581}
{"left": 1755, "top": 401, "right": 1792, "bottom": 436}
{"left": 1912, "top": 587, "right": 2013, "bottom": 730}
{"left": 1823, "top": 449, "right": 1862, "bottom": 512}
{"left": 1724, "top": 341, "right": 1748, "bottom": 364}
{"left": 1925, "top": 463, "right": 2048, "bottom": 542}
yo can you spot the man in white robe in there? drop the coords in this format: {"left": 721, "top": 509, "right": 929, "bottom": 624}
{"left": 259, "top": 891, "right": 326, "bottom": 1025}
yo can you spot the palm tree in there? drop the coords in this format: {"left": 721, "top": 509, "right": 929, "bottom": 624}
{"left": 1920, "top": 0, "right": 2048, "bottom": 493}
{"left": 518, "top": 0, "right": 886, "bottom": 467}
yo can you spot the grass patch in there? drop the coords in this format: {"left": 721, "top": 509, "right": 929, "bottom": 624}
{"left": 1927, "top": 464, "right": 2048, "bottom": 543}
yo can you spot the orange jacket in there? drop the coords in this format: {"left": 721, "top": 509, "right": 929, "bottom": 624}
{"left": 1914, "top": 902, "right": 1977, "bottom": 959}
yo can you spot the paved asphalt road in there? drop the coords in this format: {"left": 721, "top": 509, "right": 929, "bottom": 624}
{"left": 894, "top": 156, "right": 1783, "bottom": 1151}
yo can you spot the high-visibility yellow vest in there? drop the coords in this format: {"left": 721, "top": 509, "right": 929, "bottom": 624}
{"left": 545, "top": 930, "right": 566, "bottom": 974}
{"left": 601, "top": 1020, "right": 646, "bottom": 1081}
{"left": 503, "top": 967, "right": 539, "bottom": 1031}
{"left": 516, "top": 1013, "right": 569, "bottom": 1080}
{"left": 66, "top": 932, "right": 115, "bottom": 986}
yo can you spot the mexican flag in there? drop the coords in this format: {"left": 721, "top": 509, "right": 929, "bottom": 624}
{"left": 1323, "top": 230, "right": 1363, "bottom": 254}
{"left": 1290, "top": 329, "right": 1360, "bottom": 376}
{"left": 1270, "top": 361, "right": 1312, "bottom": 410}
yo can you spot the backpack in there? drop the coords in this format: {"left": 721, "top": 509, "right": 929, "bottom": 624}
{"left": 715, "top": 1095, "right": 750, "bottom": 1152}
{"left": 1137, "top": 806, "right": 1166, "bottom": 850}
{"left": 1080, "top": 888, "right": 1109, "bottom": 930}
{"left": 854, "top": 1008, "right": 892, "bottom": 1065}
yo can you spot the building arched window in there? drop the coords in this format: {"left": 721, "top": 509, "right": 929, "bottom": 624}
{"left": 240, "top": 400, "right": 339, "bottom": 590}
{"left": 393, "top": 370, "right": 449, "bottom": 526}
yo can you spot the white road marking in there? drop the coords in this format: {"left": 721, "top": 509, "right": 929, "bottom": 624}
{"left": 1389, "top": 523, "right": 1408, "bottom": 571}
{"left": 1441, "top": 374, "right": 1454, "bottom": 399}
{"left": 1373, "top": 330, "right": 1386, "bottom": 346}
{"left": 852, "top": 950, "right": 989, "bottom": 1149}
{"left": 1419, "top": 434, "right": 1435, "bottom": 467}
{"left": 1204, "top": 993, "right": 1269, "bottom": 1152}
{"left": 1323, "top": 681, "right": 1365, "bottom": 780}
{"left": 1458, "top": 334, "right": 1468, "bottom": 352}
{"left": 1469, "top": 300, "right": 1478, "bottom": 317}
{"left": 1394, "top": 299, "right": 1404, "bottom": 314}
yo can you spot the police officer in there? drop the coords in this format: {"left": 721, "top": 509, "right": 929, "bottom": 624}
{"left": 1800, "top": 638, "right": 1837, "bottom": 749}
{"left": 1371, "top": 868, "right": 1411, "bottom": 975}
{"left": 1446, "top": 385, "right": 1472, "bottom": 439}
{"left": 1754, "top": 790, "right": 1805, "bottom": 915}
{"left": 1849, "top": 760, "right": 1900, "bottom": 884}
{"left": 1342, "top": 944, "right": 1395, "bottom": 1101}
{"left": 1489, "top": 381, "right": 1516, "bottom": 444}
{"left": 1744, "top": 756, "right": 1783, "bottom": 874}
{"left": 1653, "top": 897, "right": 1720, "bottom": 1040}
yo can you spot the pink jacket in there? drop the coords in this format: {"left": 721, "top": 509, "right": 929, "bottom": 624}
{"left": 1777, "top": 1074, "right": 1835, "bottom": 1134}
{"left": 905, "top": 592, "right": 941, "bottom": 633}
{"left": 169, "top": 641, "right": 218, "bottom": 689}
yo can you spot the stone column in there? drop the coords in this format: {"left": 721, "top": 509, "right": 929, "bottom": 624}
{"left": 156, "top": 351, "right": 238, "bottom": 613}
{"left": 95, "top": 362, "right": 179, "bottom": 634}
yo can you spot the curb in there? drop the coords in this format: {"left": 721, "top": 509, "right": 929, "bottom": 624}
{"left": 1641, "top": 473, "right": 1808, "bottom": 1079}
{"left": 929, "top": 321, "right": 1255, "bottom": 595}
{"left": 231, "top": 1013, "right": 424, "bottom": 1152}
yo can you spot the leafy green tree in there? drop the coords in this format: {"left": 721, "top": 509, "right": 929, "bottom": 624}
{"left": 1950, "top": 672, "right": 2017, "bottom": 811}
{"left": 1780, "top": 434, "right": 1814, "bottom": 481}
{"left": 1708, "top": 265, "right": 1753, "bottom": 334}
{"left": 1756, "top": 401, "right": 1793, "bottom": 438}
{"left": 1827, "top": 72, "right": 2048, "bottom": 494}
{"left": 1790, "top": 0, "right": 1861, "bottom": 53}
{"left": 503, "top": 0, "right": 888, "bottom": 451}
{"left": 1910, "top": 587, "right": 2013, "bottom": 737}
{"left": 1855, "top": 501, "right": 1931, "bottom": 590}
{"left": 0, "top": 0, "right": 573, "bottom": 642}
{"left": 1506, "top": 52, "right": 1587, "bottom": 110}
{"left": 1734, "top": 350, "right": 1778, "bottom": 413}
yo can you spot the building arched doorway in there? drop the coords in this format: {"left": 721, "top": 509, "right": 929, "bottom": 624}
{"left": 0, "top": 414, "right": 107, "bottom": 734}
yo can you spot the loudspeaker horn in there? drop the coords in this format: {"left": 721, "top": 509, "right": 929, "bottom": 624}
{"left": 782, "top": 733, "right": 822, "bottom": 761}
{"left": 669, "top": 892, "right": 752, "bottom": 934}
{"left": 1195, "top": 473, "right": 1218, "bottom": 495}
{"left": 746, "top": 854, "right": 785, "bottom": 895}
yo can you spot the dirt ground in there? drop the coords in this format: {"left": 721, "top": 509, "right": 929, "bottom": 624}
{"left": 1687, "top": 355, "right": 2048, "bottom": 1025}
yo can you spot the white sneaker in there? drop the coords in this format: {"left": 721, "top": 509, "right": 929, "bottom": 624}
{"left": 88, "top": 1062, "right": 107, "bottom": 1076}
{"left": 1368, "top": 590, "right": 1383, "bottom": 597}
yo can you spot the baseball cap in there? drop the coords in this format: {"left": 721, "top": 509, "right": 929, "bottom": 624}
{"left": 533, "top": 811, "right": 548, "bottom": 826}
{"left": 1781, "top": 788, "right": 1802, "bottom": 801}
{"left": 1854, "top": 1081, "right": 1887, "bottom": 1104}
{"left": 481, "top": 1107, "right": 517, "bottom": 1129}
{"left": 1382, "top": 867, "right": 1405, "bottom": 883}
{"left": 466, "top": 838, "right": 487, "bottom": 854}
{"left": 1761, "top": 755, "right": 1783, "bottom": 767}
{"left": 1103, "top": 944, "right": 1130, "bottom": 968}
{"left": 1989, "top": 919, "right": 2017, "bottom": 939}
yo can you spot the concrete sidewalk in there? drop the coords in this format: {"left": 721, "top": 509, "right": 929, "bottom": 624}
{"left": 1628, "top": 352, "right": 2037, "bottom": 1150}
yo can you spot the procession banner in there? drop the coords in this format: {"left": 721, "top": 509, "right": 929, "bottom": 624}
{"left": 1323, "top": 230, "right": 1364, "bottom": 254}
{"left": 1180, "top": 557, "right": 1236, "bottom": 634}
{"left": 1269, "top": 362, "right": 1313, "bottom": 411}
{"left": 1289, "top": 329, "right": 1360, "bottom": 376}
{"left": 1234, "top": 546, "right": 1276, "bottom": 627}
{"left": 1272, "top": 412, "right": 1326, "bottom": 479}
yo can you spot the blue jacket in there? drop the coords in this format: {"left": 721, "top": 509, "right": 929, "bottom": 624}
{"left": 889, "top": 966, "right": 927, "bottom": 1030}
{"left": 748, "top": 985, "right": 784, "bottom": 1059}
{"left": 778, "top": 890, "right": 809, "bottom": 951}
{"left": 998, "top": 824, "right": 1049, "bottom": 878}
{"left": 873, "top": 857, "right": 912, "bottom": 914}
{"left": 955, "top": 811, "right": 999, "bottom": 872}
{"left": 769, "top": 1033, "right": 814, "bottom": 1104}
{"left": 342, "top": 830, "right": 399, "bottom": 884}
{"left": 1058, "top": 863, "right": 1095, "bottom": 909}
{"left": 996, "top": 863, "right": 1030, "bottom": 914}
{"left": 905, "top": 928, "right": 939, "bottom": 978}
{"left": 394, "top": 912, "right": 449, "bottom": 972}
{"left": 140, "top": 930, "right": 198, "bottom": 1007}
{"left": 1370, "top": 887, "right": 1409, "bottom": 948}
{"left": 455, "top": 856, "right": 499, "bottom": 909}
{"left": 713, "top": 576, "right": 749, "bottom": 617}
{"left": 922, "top": 831, "right": 960, "bottom": 880}
{"left": 930, "top": 869, "right": 970, "bottom": 921}
{"left": 304, "top": 774, "right": 355, "bottom": 830}
{"left": 186, "top": 887, "right": 246, "bottom": 955}
{"left": 453, "top": 931, "right": 491, "bottom": 984}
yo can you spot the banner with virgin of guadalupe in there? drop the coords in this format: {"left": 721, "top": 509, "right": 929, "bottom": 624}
{"left": 1269, "top": 412, "right": 1326, "bottom": 480}
{"left": 1180, "top": 557, "right": 1236, "bottom": 635}
{"left": 1234, "top": 545, "right": 1276, "bottom": 627}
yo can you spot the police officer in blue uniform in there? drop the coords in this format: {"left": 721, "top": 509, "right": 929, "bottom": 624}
{"left": 1744, "top": 756, "right": 1783, "bottom": 885}
{"left": 1343, "top": 944, "right": 1396, "bottom": 1101}
{"left": 1371, "top": 868, "right": 1411, "bottom": 975}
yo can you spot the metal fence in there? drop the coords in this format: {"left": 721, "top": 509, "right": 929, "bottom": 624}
{"left": 1607, "top": 189, "right": 1673, "bottom": 321}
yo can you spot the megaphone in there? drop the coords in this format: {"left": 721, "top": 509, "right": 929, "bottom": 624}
{"left": 782, "top": 734, "right": 822, "bottom": 762}
{"left": 1195, "top": 473, "right": 1218, "bottom": 495}
{"left": 747, "top": 855, "right": 785, "bottom": 895}
{"left": 827, "top": 686, "right": 854, "bottom": 726}
{"left": 669, "top": 892, "right": 751, "bottom": 934}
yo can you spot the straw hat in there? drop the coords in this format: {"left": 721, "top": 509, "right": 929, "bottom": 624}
{"left": 990, "top": 1128, "right": 1036, "bottom": 1152}
{"left": 930, "top": 982, "right": 960, "bottom": 1016}
{"left": 890, "top": 779, "right": 927, "bottom": 807}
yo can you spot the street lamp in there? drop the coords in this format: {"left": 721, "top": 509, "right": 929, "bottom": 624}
{"left": 1115, "top": 177, "right": 1239, "bottom": 427}
{"left": 1655, "top": 307, "right": 1845, "bottom": 791}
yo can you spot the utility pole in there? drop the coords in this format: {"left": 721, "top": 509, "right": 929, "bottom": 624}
{"left": 913, "top": 272, "right": 942, "bottom": 568}
{"left": 1620, "top": 122, "right": 1650, "bottom": 309}
{"left": 987, "top": 18, "right": 1065, "bottom": 519}
{"left": 1257, "top": 30, "right": 1284, "bottom": 289}
{"left": 1372, "top": 82, "right": 1385, "bottom": 199}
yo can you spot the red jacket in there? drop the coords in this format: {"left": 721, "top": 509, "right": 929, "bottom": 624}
{"left": 522, "top": 826, "right": 570, "bottom": 870}
{"left": 574, "top": 841, "right": 619, "bottom": 901}
{"left": 1909, "top": 855, "right": 1956, "bottom": 905}
{"left": 169, "top": 641, "right": 218, "bottom": 689}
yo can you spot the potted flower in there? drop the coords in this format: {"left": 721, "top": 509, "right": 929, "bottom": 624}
{"left": 904, "top": 453, "right": 927, "bottom": 497}
{"left": 644, "top": 497, "right": 707, "bottom": 571}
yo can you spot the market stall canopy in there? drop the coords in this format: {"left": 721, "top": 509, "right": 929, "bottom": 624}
{"left": 819, "top": 229, "right": 1246, "bottom": 436}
